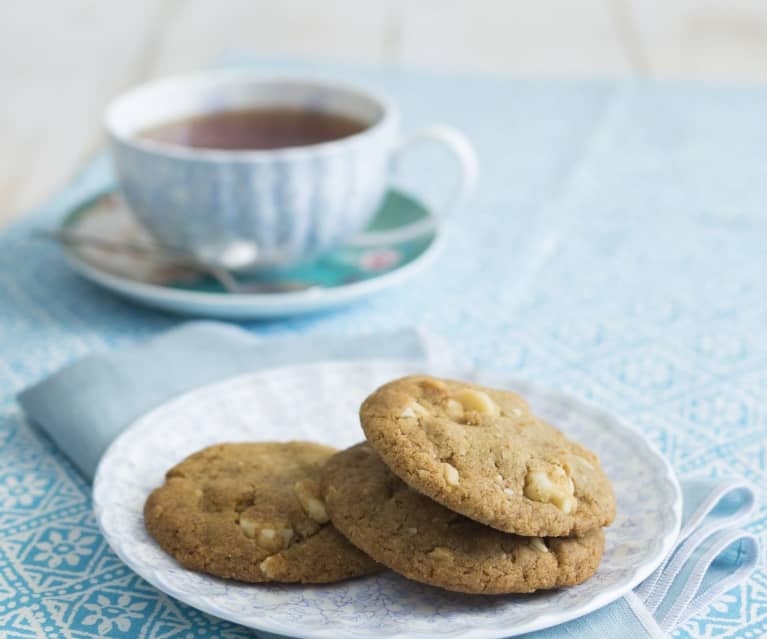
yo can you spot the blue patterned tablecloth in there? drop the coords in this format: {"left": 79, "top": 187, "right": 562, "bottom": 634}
{"left": 1, "top": 57, "right": 766, "bottom": 638}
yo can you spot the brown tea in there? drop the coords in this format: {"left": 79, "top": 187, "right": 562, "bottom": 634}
{"left": 138, "top": 107, "right": 369, "bottom": 151}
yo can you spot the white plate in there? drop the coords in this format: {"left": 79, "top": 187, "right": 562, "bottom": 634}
{"left": 93, "top": 361, "right": 681, "bottom": 639}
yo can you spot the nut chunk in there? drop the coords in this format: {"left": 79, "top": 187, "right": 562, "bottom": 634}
{"left": 524, "top": 465, "right": 577, "bottom": 514}
{"left": 240, "top": 516, "right": 294, "bottom": 551}
{"left": 428, "top": 546, "right": 454, "bottom": 561}
{"left": 455, "top": 388, "right": 500, "bottom": 416}
{"left": 294, "top": 479, "right": 330, "bottom": 523}
{"left": 442, "top": 462, "right": 460, "bottom": 486}
{"left": 528, "top": 537, "right": 549, "bottom": 553}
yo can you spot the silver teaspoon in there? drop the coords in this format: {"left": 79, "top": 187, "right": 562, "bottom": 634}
{"left": 34, "top": 229, "right": 316, "bottom": 295}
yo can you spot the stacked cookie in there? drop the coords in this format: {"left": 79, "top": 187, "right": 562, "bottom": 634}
{"left": 323, "top": 376, "right": 616, "bottom": 593}
{"left": 144, "top": 375, "right": 615, "bottom": 593}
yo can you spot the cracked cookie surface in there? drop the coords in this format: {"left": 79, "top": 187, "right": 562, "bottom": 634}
{"left": 360, "top": 376, "right": 616, "bottom": 537}
{"left": 144, "top": 442, "right": 380, "bottom": 583}
{"left": 322, "top": 443, "right": 605, "bottom": 594}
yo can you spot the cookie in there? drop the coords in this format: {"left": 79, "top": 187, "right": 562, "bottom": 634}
{"left": 360, "top": 376, "right": 616, "bottom": 537}
{"left": 144, "top": 442, "right": 380, "bottom": 583}
{"left": 323, "top": 443, "right": 605, "bottom": 594}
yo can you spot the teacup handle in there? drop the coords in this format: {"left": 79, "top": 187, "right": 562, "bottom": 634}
{"left": 347, "top": 125, "right": 478, "bottom": 247}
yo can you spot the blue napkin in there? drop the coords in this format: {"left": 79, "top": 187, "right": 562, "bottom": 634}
{"left": 18, "top": 322, "right": 449, "bottom": 480}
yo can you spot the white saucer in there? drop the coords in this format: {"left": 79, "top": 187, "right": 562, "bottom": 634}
{"left": 60, "top": 191, "right": 442, "bottom": 319}
{"left": 93, "top": 360, "right": 682, "bottom": 639}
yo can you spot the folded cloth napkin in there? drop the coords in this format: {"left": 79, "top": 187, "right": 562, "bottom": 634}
{"left": 515, "top": 478, "right": 758, "bottom": 639}
{"left": 17, "top": 323, "right": 758, "bottom": 639}
{"left": 18, "top": 321, "right": 450, "bottom": 480}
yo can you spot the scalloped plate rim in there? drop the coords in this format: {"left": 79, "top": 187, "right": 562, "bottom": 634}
{"left": 93, "top": 360, "right": 682, "bottom": 639}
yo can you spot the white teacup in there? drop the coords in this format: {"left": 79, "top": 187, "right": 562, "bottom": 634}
{"left": 105, "top": 72, "right": 477, "bottom": 268}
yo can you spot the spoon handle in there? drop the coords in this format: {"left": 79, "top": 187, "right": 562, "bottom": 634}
{"left": 33, "top": 229, "right": 196, "bottom": 264}
{"left": 33, "top": 228, "right": 247, "bottom": 292}
{"left": 33, "top": 228, "right": 314, "bottom": 294}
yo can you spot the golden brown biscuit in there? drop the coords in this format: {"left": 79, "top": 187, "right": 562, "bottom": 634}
{"left": 144, "top": 442, "right": 380, "bottom": 583}
{"left": 360, "top": 376, "right": 616, "bottom": 537}
{"left": 323, "top": 443, "right": 605, "bottom": 594}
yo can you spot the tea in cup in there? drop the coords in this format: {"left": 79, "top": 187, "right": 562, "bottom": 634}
{"left": 105, "top": 72, "right": 477, "bottom": 268}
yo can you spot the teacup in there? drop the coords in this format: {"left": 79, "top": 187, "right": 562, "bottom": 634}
{"left": 105, "top": 72, "right": 477, "bottom": 268}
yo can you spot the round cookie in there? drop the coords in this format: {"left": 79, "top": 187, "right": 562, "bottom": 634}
{"left": 322, "top": 443, "right": 605, "bottom": 594}
{"left": 360, "top": 375, "right": 616, "bottom": 537}
{"left": 144, "top": 442, "right": 380, "bottom": 583}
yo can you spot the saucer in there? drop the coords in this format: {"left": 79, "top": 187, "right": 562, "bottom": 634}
{"left": 59, "top": 190, "right": 442, "bottom": 318}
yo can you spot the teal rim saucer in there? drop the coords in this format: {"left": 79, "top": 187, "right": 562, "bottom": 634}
{"left": 58, "top": 189, "right": 442, "bottom": 318}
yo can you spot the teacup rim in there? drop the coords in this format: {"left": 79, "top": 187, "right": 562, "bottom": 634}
{"left": 104, "top": 70, "right": 398, "bottom": 162}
